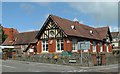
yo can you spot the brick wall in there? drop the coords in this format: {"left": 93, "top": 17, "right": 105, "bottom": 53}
{"left": 63, "top": 39, "right": 72, "bottom": 51}
{"left": 37, "top": 40, "right": 42, "bottom": 54}
{"left": 48, "top": 39, "right": 56, "bottom": 53}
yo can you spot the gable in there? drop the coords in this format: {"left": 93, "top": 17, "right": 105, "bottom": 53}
{"left": 37, "top": 16, "right": 67, "bottom": 39}
{"left": 104, "top": 28, "right": 112, "bottom": 42}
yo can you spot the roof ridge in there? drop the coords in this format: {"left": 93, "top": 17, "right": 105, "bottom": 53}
{"left": 50, "top": 14, "right": 97, "bottom": 30}
{"left": 20, "top": 30, "right": 39, "bottom": 33}
{"left": 50, "top": 14, "right": 74, "bottom": 23}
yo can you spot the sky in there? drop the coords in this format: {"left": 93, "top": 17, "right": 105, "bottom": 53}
{"left": 1, "top": 2, "right": 118, "bottom": 32}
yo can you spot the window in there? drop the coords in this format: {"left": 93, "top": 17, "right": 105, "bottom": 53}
{"left": 93, "top": 41, "right": 96, "bottom": 52}
{"left": 49, "top": 31, "right": 55, "bottom": 37}
{"left": 72, "top": 39, "right": 77, "bottom": 51}
{"left": 57, "top": 39, "right": 64, "bottom": 51}
{"left": 100, "top": 42, "right": 103, "bottom": 52}
{"left": 42, "top": 40, "right": 48, "bottom": 52}
{"left": 106, "top": 44, "right": 109, "bottom": 52}
{"left": 72, "top": 43, "right": 75, "bottom": 50}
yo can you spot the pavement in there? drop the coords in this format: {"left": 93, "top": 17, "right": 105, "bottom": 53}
{"left": 1, "top": 60, "right": 119, "bottom": 72}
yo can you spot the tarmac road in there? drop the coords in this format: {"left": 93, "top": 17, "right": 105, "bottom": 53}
{"left": 1, "top": 60, "right": 119, "bottom": 72}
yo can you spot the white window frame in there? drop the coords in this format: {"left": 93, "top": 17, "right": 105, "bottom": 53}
{"left": 106, "top": 43, "right": 109, "bottom": 52}
{"left": 100, "top": 42, "right": 103, "bottom": 52}
{"left": 56, "top": 39, "right": 64, "bottom": 52}
{"left": 93, "top": 41, "right": 96, "bottom": 52}
{"left": 72, "top": 41, "right": 78, "bottom": 52}
{"left": 42, "top": 40, "right": 48, "bottom": 52}
{"left": 84, "top": 49, "right": 88, "bottom": 52}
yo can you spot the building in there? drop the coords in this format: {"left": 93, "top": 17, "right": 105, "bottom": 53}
{"left": 1, "top": 25, "right": 19, "bottom": 59}
{"left": 36, "top": 14, "right": 113, "bottom": 65}
{"left": 1, "top": 25, "right": 19, "bottom": 45}
{"left": 36, "top": 14, "right": 112, "bottom": 54}
{"left": 111, "top": 32, "right": 120, "bottom": 55}
{"left": 13, "top": 31, "right": 39, "bottom": 55}
{"left": 2, "top": 30, "right": 38, "bottom": 59}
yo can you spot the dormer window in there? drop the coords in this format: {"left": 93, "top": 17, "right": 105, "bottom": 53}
{"left": 90, "top": 30, "right": 93, "bottom": 34}
{"left": 71, "top": 25, "right": 75, "bottom": 30}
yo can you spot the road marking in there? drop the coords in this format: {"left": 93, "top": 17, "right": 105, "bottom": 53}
{"left": 2, "top": 65, "right": 16, "bottom": 69}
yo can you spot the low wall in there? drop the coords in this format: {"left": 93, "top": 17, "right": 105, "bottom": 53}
{"left": 14, "top": 52, "right": 119, "bottom": 67}
{"left": 106, "top": 53, "right": 119, "bottom": 65}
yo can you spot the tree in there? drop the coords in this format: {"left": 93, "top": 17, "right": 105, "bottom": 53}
{"left": 2, "top": 30, "right": 8, "bottom": 43}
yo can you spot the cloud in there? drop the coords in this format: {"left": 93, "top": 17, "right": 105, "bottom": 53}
{"left": 68, "top": 2, "right": 118, "bottom": 32}
{"left": 20, "top": 3, "right": 35, "bottom": 15}
{"left": 69, "top": 2, "right": 118, "bottom": 23}
{"left": 0, "top": 2, "right": 2, "bottom": 23}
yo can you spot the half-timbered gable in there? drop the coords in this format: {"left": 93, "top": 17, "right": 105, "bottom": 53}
{"left": 40, "top": 20, "right": 65, "bottom": 39}
{"left": 36, "top": 16, "right": 67, "bottom": 40}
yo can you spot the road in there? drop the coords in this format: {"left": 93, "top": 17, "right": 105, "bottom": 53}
{"left": 1, "top": 60, "right": 119, "bottom": 72}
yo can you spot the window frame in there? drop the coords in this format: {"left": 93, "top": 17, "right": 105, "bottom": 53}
{"left": 42, "top": 40, "right": 48, "bottom": 52}
{"left": 56, "top": 39, "right": 64, "bottom": 52}
{"left": 106, "top": 43, "right": 109, "bottom": 52}
{"left": 72, "top": 42, "right": 78, "bottom": 52}
{"left": 92, "top": 41, "right": 96, "bottom": 52}
{"left": 100, "top": 42, "right": 103, "bottom": 52}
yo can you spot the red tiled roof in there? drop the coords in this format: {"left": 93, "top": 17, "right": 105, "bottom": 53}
{"left": 95, "top": 27, "right": 109, "bottom": 40}
{"left": 3, "top": 27, "right": 19, "bottom": 38}
{"left": 37, "top": 14, "right": 110, "bottom": 41}
{"left": 111, "top": 32, "right": 119, "bottom": 38}
{"left": 13, "top": 31, "right": 39, "bottom": 45}
{"left": 2, "top": 27, "right": 19, "bottom": 45}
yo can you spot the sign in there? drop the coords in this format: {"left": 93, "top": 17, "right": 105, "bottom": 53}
{"left": 69, "top": 59, "right": 76, "bottom": 63}
{"left": 61, "top": 51, "right": 72, "bottom": 57}
{"left": 0, "top": 46, "right": 14, "bottom": 49}
{"left": 78, "top": 41, "right": 90, "bottom": 50}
